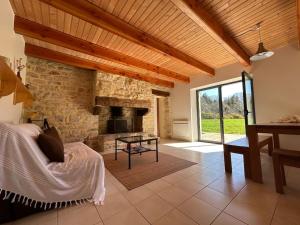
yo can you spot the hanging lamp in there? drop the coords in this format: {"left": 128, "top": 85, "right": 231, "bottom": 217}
{"left": 250, "top": 23, "right": 274, "bottom": 61}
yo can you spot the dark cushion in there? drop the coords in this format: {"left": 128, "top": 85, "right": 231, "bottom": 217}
{"left": 44, "top": 127, "right": 63, "bottom": 147}
{"left": 37, "top": 134, "right": 64, "bottom": 162}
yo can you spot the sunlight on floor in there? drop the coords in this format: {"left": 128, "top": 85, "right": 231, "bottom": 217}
{"left": 163, "top": 141, "right": 223, "bottom": 153}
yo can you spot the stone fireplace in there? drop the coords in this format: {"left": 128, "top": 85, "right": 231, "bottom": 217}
{"left": 24, "top": 58, "right": 171, "bottom": 153}
{"left": 93, "top": 96, "right": 151, "bottom": 135}
{"left": 91, "top": 95, "right": 153, "bottom": 152}
{"left": 107, "top": 107, "right": 149, "bottom": 133}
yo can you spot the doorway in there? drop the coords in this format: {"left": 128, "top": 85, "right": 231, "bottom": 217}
{"left": 156, "top": 97, "right": 168, "bottom": 138}
{"left": 197, "top": 72, "right": 255, "bottom": 144}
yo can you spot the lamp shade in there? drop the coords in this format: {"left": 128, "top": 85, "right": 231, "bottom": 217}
{"left": 250, "top": 42, "right": 274, "bottom": 61}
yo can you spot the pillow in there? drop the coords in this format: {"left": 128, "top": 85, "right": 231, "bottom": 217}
{"left": 44, "top": 127, "right": 64, "bottom": 148}
{"left": 12, "top": 123, "right": 42, "bottom": 139}
{"left": 37, "top": 133, "right": 64, "bottom": 162}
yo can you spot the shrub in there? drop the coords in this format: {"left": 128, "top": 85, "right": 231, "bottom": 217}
{"left": 201, "top": 113, "right": 219, "bottom": 119}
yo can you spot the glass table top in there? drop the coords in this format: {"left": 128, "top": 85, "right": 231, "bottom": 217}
{"left": 117, "top": 135, "right": 158, "bottom": 143}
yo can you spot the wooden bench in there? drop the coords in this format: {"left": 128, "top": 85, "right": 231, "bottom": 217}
{"left": 272, "top": 148, "right": 300, "bottom": 194}
{"left": 224, "top": 136, "right": 273, "bottom": 178}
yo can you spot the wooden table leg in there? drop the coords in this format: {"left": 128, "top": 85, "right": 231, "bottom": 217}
{"left": 268, "top": 138, "right": 274, "bottom": 156}
{"left": 244, "top": 152, "right": 252, "bottom": 179}
{"left": 272, "top": 154, "right": 284, "bottom": 193}
{"left": 247, "top": 126, "right": 263, "bottom": 183}
{"left": 281, "top": 164, "right": 286, "bottom": 186}
{"left": 273, "top": 133, "right": 280, "bottom": 149}
{"left": 223, "top": 145, "right": 232, "bottom": 173}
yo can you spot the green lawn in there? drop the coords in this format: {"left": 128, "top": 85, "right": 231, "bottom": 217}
{"left": 201, "top": 119, "right": 245, "bottom": 134}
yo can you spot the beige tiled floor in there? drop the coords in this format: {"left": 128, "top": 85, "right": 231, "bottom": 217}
{"left": 7, "top": 139, "right": 300, "bottom": 225}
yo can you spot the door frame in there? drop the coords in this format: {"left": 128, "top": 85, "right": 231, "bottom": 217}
{"left": 196, "top": 80, "right": 246, "bottom": 144}
{"left": 156, "top": 98, "right": 160, "bottom": 137}
{"left": 242, "top": 71, "right": 256, "bottom": 126}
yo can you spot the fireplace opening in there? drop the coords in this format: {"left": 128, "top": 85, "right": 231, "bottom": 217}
{"left": 110, "top": 106, "right": 123, "bottom": 118}
{"left": 107, "top": 119, "right": 128, "bottom": 133}
{"left": 106, "top": 107, "right": 148, "bottom": 134}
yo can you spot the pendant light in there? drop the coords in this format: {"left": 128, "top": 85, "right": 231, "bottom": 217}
{"left": 250, "top": 23, "right": 274, "bottom": 61}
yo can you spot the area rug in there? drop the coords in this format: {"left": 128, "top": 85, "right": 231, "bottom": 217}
{"left": 103, "top": 151, "right": 197, "bottom": 190}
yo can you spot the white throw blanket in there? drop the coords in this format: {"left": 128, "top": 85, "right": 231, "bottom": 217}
{"left": 0, "top": 122, "right": 105, "bottom": 209}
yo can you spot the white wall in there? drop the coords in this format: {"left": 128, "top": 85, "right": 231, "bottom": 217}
{"left": 171, "top": 63, "right": 250, "bottom": 141}
{"left": 252, "top": 43, "right": 300, "bottom": 149}
{"left": 170, "top": 83, "right": 192, "bottom": 140}
{"left": 0, "top": 0, "right": 26, "bottom": 124}
{"left": 170, "top": 42, "right": 300, "bottom": 149}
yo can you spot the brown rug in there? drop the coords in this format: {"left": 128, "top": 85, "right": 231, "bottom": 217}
{"left": 103, "top": 151, "right": 197, "bottom": 190}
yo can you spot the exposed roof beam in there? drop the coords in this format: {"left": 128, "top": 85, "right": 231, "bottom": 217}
{"left": 25, "top": 43, "right": 174, "bottom": 88}
{"left": 170, "top": 0, "right": 251, "bottom": 66}
{"left": 14, "top": 16, "right": 189, "bottom": 84}
{"left": 297, "top": 0, "right": 300, "bottom": 47}
{"left": 39, "top": 0, "right": 214, "bottom": 75}
{"left": 152, "top": 89, "right": 170, "bottom": 97}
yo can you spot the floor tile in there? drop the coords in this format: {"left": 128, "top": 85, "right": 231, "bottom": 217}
{"left": 135, "top": 195, "right": 173, "bottom": 223}
{"left": 153, "top": 209, "right": 197, "bottom": 225}
{"left": 103, "top": 208, "right": 149, "bottom": 225}
{"left": 11, "top": 140, "right": 300, "bottom": 225}
{"left": 13, "top": 210, "right": 57, "bottom": 225}
{"left": 212, "top": 213, "right": 246, "bottom": 225}
{"left": 96, "top": 192, "right": 132, "bottom": 219}
{"left": 108, "top": 176, "right": 127, "bottom": 192}
{"left": 146, "top": 179, "right": 172, "bottom": 192}
{"left": 175, "top": 165, "right": 202, "bottom": 177}
{"left": 233, "top": 182, "right": 279, "bottom": 208}
{"left": 162, "top": 172, "right": 185, "bottom": 184}
{"left": 187, "top": 172, "right": 218, "bottom": 186}
{"left": 271, "top": 190, "right": 300, "bottom": 225}
{"left": 58, "top": 204, "right": 100, "bottom": 225}
{"left": 105, "top": 181, "right": 120, "bottom": 196}
{"left": 225, "top": 200, "right": 274, "bottom": 225}
{"left": 195, "top": 187, "right": 233, "bottom": 210}
{"left": 123, "top": 186, "right": 153, "bottom": 205}
{"left": 178, "top": 197, "right": 221, "bottom": 225}
{"left": 158, "top": 186, "right": 191, "bottom": 206}
{"left": 174, "top": 178, "right": 205, "bottom": 195}
{"left": 208, "top": 175, "right": 246, "bottom": 197}
{"left": 224, "top": 181, "right": 279, "bottom": 225}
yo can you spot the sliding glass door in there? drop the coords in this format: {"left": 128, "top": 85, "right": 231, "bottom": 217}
{"left": 221, "top": 82, "right": 246, "bottom": 143}
{"left": 197, "top": 87, "right": 223, "bottom": 143}
{"left": 197, "top": 72, "right": 255, "bottom": 144}
{"left": 242, "top": 71, "right": 256, "bottom": 126}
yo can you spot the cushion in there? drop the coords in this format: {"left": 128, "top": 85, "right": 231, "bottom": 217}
{"left": 37, "top": 133, "right": 64, "bottom": 162}
{"left": 44, "top": 127, "right": 64, "bottom": 148}
{"left": 12, "top": 123, "right": 42, "bottom": 139}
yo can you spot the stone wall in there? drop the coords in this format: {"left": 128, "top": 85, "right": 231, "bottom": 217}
{"left": 95, "top": 72, "right": 171, "bottom": 136}
{"left": 24, "top": 57, "right": 98, "bottom": 143}
{"left": 24, "top": 57, "right": 172, "bottom": 150}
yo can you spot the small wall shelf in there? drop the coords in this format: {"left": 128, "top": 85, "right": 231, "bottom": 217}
{"left": 0, "top": 59, "right": 33, "bottom": 106}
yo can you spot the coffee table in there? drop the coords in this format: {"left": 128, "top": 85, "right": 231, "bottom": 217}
{"left": 115, "top": 135, "right": 159, "bottom": 169}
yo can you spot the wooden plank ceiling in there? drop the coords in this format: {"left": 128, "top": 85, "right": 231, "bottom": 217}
{"left": 10, "top": 0, "right": 298, "bottom": 88}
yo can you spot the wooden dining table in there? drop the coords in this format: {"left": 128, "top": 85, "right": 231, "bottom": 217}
{"left": 247, "top": 123, "right": 300, "bottom": 183}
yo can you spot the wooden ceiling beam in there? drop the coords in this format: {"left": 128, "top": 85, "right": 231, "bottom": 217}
{"left": 14, "top": 16, "right": 189, "bottom": 84}
{"left": 152, "top": 89, "right": 170, "bottom": 97}
{"left": 39, "top": 0, "right": 214, "bottom": 75}
{"left": 25, "top": 43, "right": 174, "bottom": 88}
{"left": 170, "top": 0, "right": 251, "bottom": 66}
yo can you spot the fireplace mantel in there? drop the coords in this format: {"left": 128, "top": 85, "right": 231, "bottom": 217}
{"left": 93, "top": 96, "right": 151, "bottom": 115}
{"left": 94, "top": 96, "right": 151, "bottom": 108}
